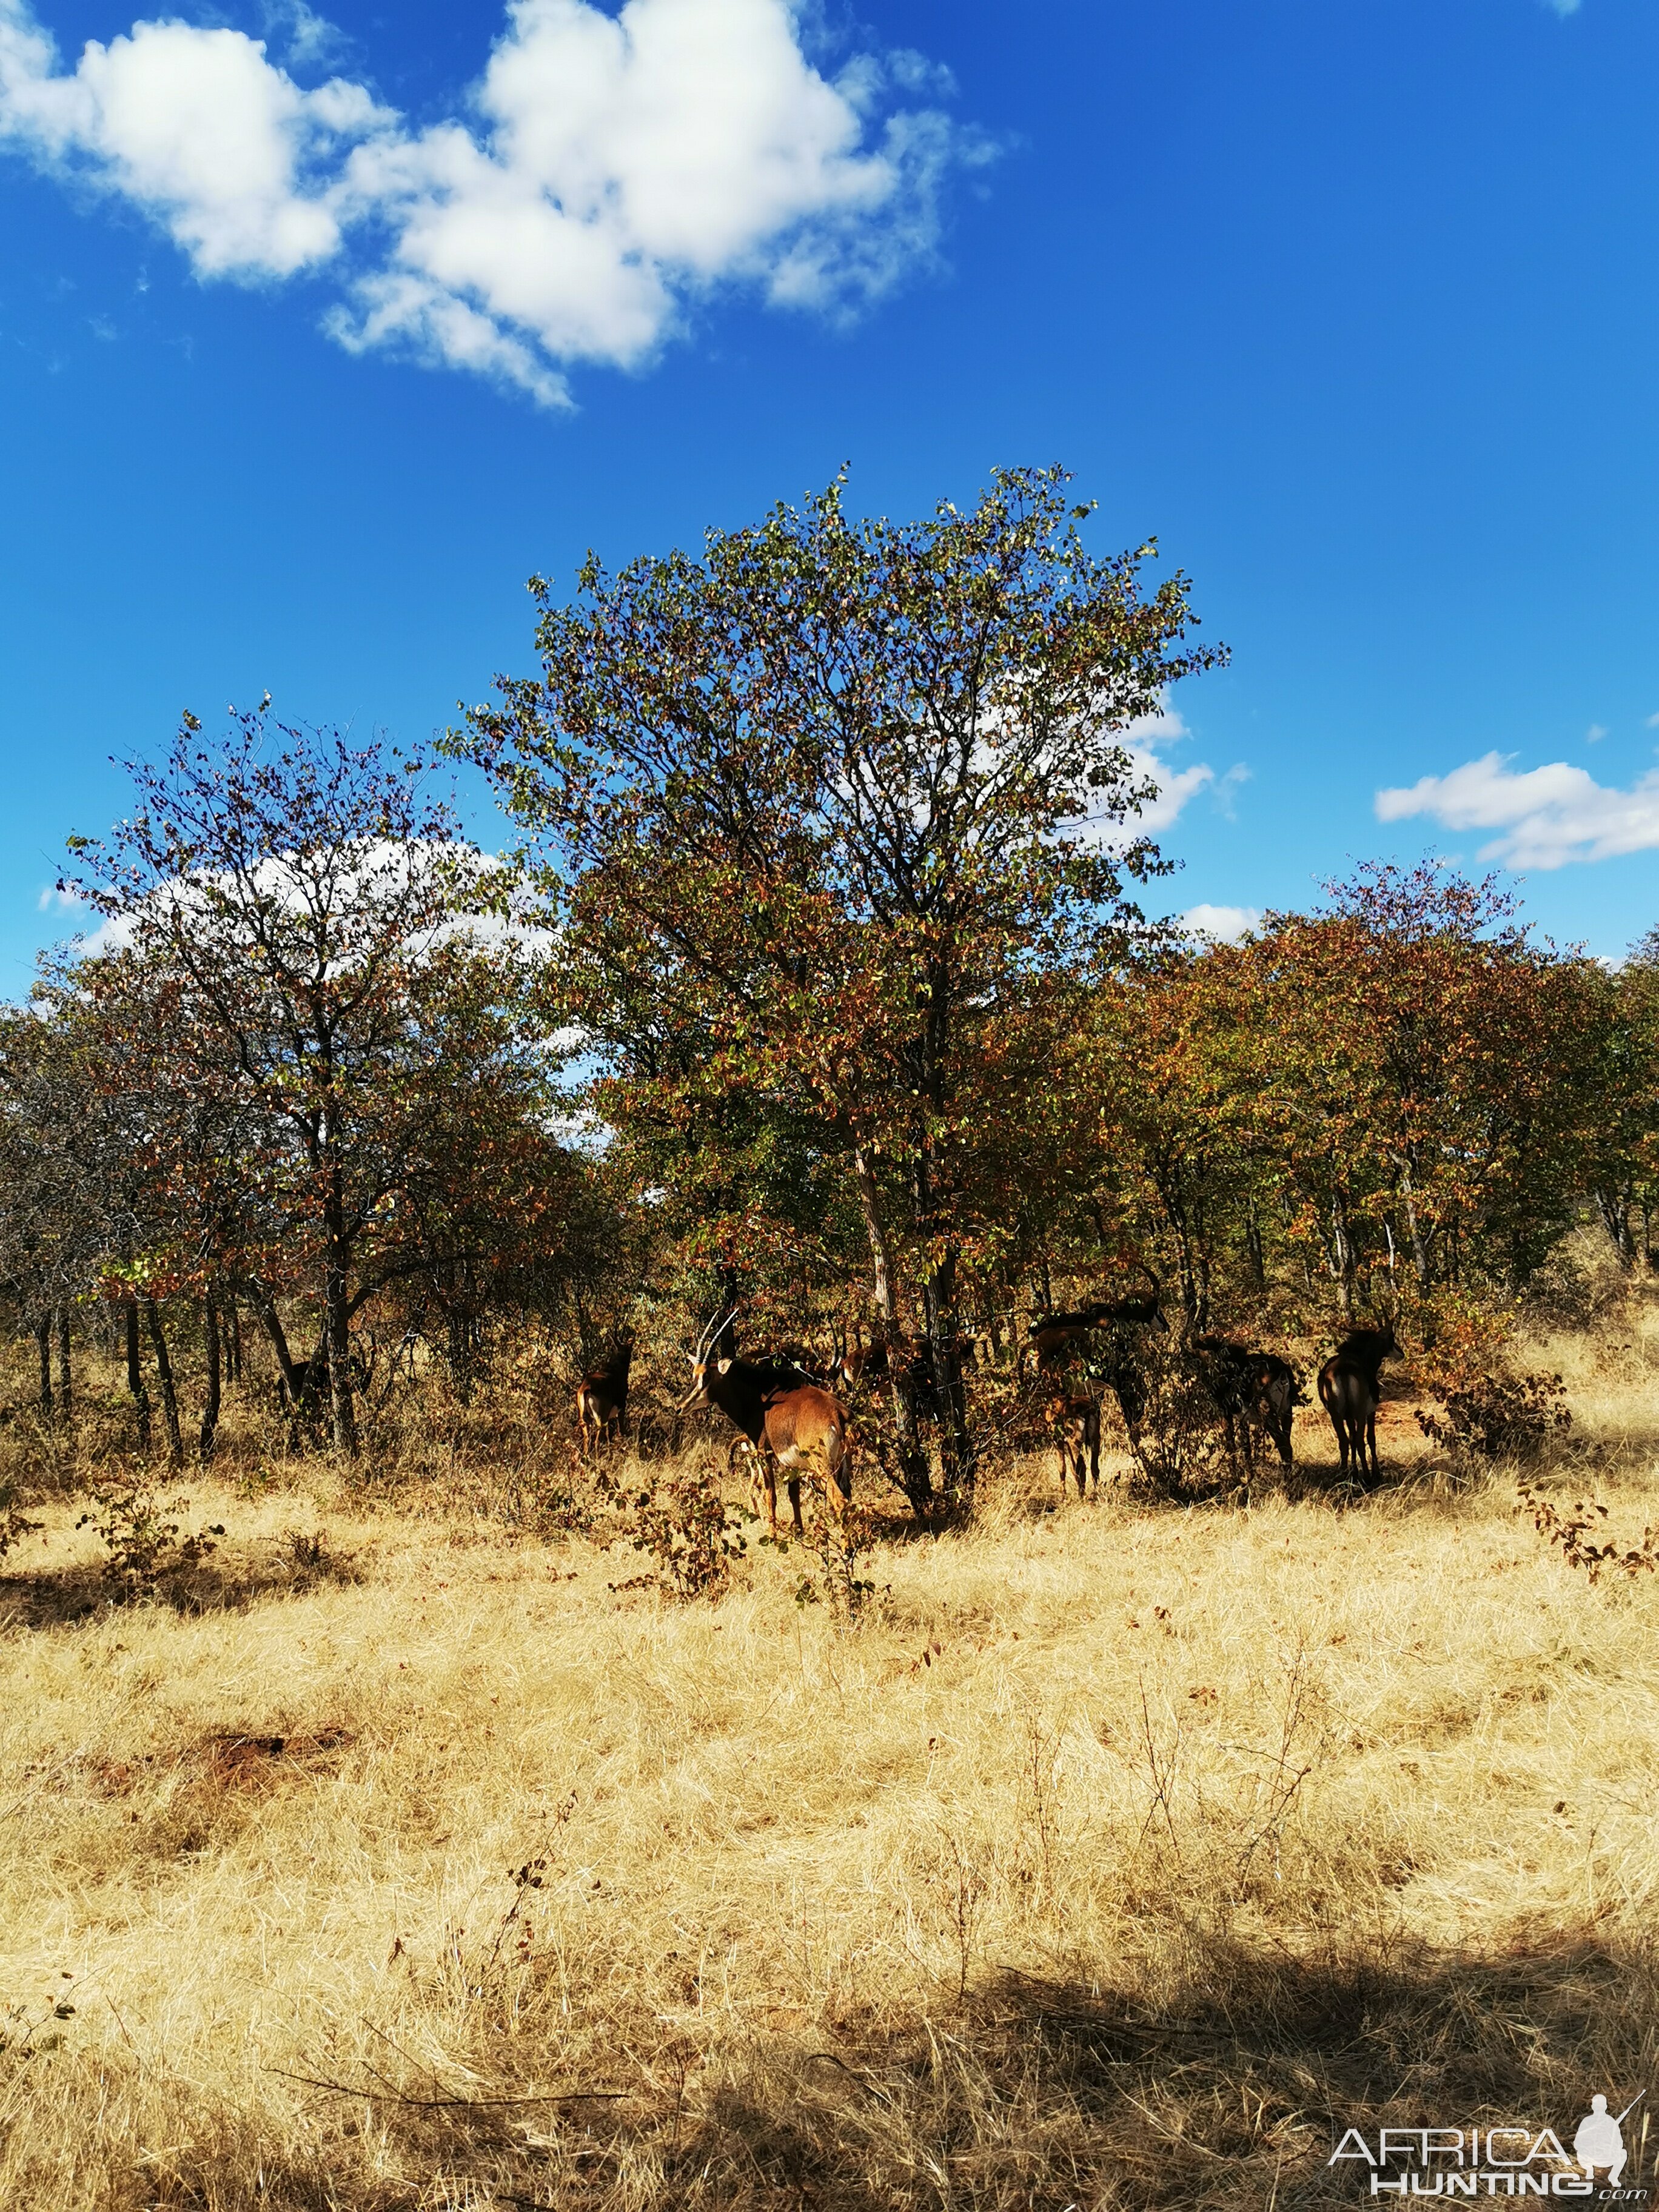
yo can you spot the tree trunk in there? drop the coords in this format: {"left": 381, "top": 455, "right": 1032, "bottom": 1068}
{"left": 1395, "top": 1159, "right": 1432, "bottom": 1285}
{"left": 249, "top": 1282, "right": 302, "bottom": 1395}
{"left": 445, "top": 1304, "right": 474, "bottom": 1402}
{"left": 226, "top": 1292, "right": 243, "bottom": 1384}
{"left": 1244, "top": 1196, "right": 1267, "bottom": 1290}
{"left": 143, "top": 1298, "right": 184, "bottom": 1467}
{"left": 922, "top": 1244, "right": 972, "bottom": 1496}
{"left": 124, "top": 1295, "right": 152, "bottom": 1455}
{"left": 199, "top": 1293, "right": 222, "bottom": 1464}
{"left": 55, "top": 1304, "right": 70, "bottom": 1414}
{"left": 912, "top": 1134, "right": 971, "bottom": 1498}
{"left": 35, "top": 1318, "right": 52, "bottom": 1418}
{"left": 1330, "top": 1198, "right": 1356, "bottom": 1320}
{"left": 247, "top": 1282, "right": 312, "bottom": 1449}
{"left": 324, "top": 1253, "right": 357, "bottom": 1455}
{"left": 1595, "top": 1185, "right": 1636, "bottom": 1268}
{"left": 851, "top": 1145, "right": 931, "bottom": 1512}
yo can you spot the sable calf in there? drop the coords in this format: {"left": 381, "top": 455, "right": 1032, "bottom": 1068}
{"left": 575, "top": 1341, "right": 633, "bottom": 1458}
{"left": 1050, "top": 1393, "right": 1102, "bottom": 1499}
{"left": 1317, "top": 1324, "right": 1398, "bottom": 1483}
{"left": 682, "top": 1309, "right": 852, "bottom": 1536}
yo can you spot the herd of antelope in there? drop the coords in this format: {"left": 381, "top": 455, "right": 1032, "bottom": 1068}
{"left": 574, "top": 1280, "right": 1404, "bottom": 1525}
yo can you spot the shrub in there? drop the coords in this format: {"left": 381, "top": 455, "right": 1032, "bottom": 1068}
{"left": 789, "top": 1503, "right": 883, "bottom": 1623}
{"left": 1416, "top": 1372, "right": 1571, "bottom": 1463}
{"left": 0, "top": 1482, "right": 42, "bottom": 1564}
{"left": 611, "top": 1465, "right": 749, "bottom": 1603}
{"left": 1105, "top": 1343, "right": 1232, "bottom": 1500}
{"left": 1517, "top": 1486, "right": 1659, "bottom": 1584}
{"left": 75, "top": 1473, "right": 225, "bottom": 1601}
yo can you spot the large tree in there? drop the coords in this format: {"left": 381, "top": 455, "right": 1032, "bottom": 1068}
{"left": 455, "top": 466, "right": 1223, "bottom": 1496}
{"left": 66, "top": 705, "right": 554, "bottom": 1454}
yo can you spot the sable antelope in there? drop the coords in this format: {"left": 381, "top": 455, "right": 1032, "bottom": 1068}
{"left": 832, "top": 1330, "right": 886, "bottom": 1395}
{"left": 1050, "top": 1393, "right": 1102, "bottom": 1498}
{"left": 1193, "top": 1337, "right": 1304, "bottom": 1469}
{"left": 682, "top": 1307, "right": 852, "bottom": 1536}
{"left": 1317, "top": 1324, "right": 1398, "bottom": 1483}
{"left": 575, "top": 1340, "right": 633, "bottom": 1457}
{"left": 1252, "top": 1352, "right": 1304, "bottom": 1467}
{"left": 836, "top": 1330, "right": 975, "bottom": 1414}
{"left": 759, "top": 1342, "right": 830, "bottom": 1386}
{"left": 1028, "top": 1286, "right": 1165, "bottom": 1376}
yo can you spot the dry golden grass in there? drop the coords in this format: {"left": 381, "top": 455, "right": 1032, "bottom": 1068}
{"left": 4, "top": 1325, "right": 1659, "bottom": 2208}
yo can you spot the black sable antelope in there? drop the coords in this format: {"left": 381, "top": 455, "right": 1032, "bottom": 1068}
{"left": 1193, "top": 1337, "right": 1305, "bottom": 1469}
{"left": 1028, "top": 1281, "right": 1165, "bottom": 1378}
{"left": 575, "top": 1339, "right": 633, "bottom": 1458}
{"left": 1317, "top": 1323, "right": 1398, "bottom": 1483}
{"left": 681, "top": 1308, "right": 852, "bottom": 1537}
{"left": 1027, "top": 1281, "right": 1165, "bottom": 1452}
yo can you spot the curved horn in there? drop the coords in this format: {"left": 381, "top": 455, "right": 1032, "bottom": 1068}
{"left": 693, "top": 1303, "right": 739, "bottom": 1362}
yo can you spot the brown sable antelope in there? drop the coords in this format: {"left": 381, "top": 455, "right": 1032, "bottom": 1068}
{"left": 1194, "top": 1338, "right": 1305, "bottom": 1470}
{"left": 834, "top": 1330, "right": 973, "bottom": 1414}
{"left": 681, "top": 1307, "right": 853, "bottom": 1537}
{"left": 832, "top": 1330, "right": 887, "bottom": 1395}
{"left": 575, "top": 1339, "right": 633, "bottom": 1458}
{"left": 1317, "top": 1324, "right": 1399, "bottom": 1483}
{"left": 1050, "top": 1393, "right": 1102, "bottom": 1498}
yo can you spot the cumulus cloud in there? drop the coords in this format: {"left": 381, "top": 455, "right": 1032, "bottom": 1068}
{"left": 1179, "top": 903, "right": 1262, "bottom": 944}
{"left": 1120, "top": 705, "right": 1249, "bottom": 833}
{"left": 0, "top": 0, "right": 982, "bottom": 403}
{"left": 1375, "top": 750, "right": 1659, "bottom": 869}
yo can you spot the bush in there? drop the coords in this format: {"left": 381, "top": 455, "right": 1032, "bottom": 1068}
{"left": 789, "top": 1503, "right": 883, "bottom": 1623}
{"left": 1518, "top": 1485, "right": 1659, "bottom": 1584}
{"left": 1416, "top": 1372, "right": 1571, "bottom": 1463}
{"left": 75, "top": 1473, "right": 225, "bottom": 1601}
{"left": 1110, "top": 1343, "right": 1232, "bottom": 1500}
{"left": 610, "top": 1465, "right": 749, "bottom": 1603}
{"left": 0, "top": 1481, "right": 41, "bottom": 1563}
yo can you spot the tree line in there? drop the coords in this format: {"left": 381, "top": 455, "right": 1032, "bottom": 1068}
{"left": 1, "top": 469, "right": 1654, "bottom": 1493}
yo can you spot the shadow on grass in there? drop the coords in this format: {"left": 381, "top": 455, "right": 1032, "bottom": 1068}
{"left": 0, "top": 1532, "right": 362, "bottom": 1629}
{"left": 107, "top": 1928, "right": 1652, "bottom": 2210}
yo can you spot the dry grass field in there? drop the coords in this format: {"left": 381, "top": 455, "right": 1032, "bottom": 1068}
{"left": 4, "top": 1314, "right": 1659, "bottom": 2209}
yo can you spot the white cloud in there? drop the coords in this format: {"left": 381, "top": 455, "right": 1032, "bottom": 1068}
{"left": 1543, "top": 0, "right": 1580, "bottom": 15}
{"left": 1179, "top": 903, "right": 1262, "bottom": 944}
{"left": 0, "top": 0, "right": 979, "bottom": 404}
{"left": 1586, "top": 722, "right": 1607, "bottom": 743}
{"left": 1375, "top": 750, "right": 1659, "bottom": 869}
{"left": 1118, "top": 705, "right": 1248, "bottom": 833}
{"left": 265, "top": 1, "right": 349, "bottom": 72}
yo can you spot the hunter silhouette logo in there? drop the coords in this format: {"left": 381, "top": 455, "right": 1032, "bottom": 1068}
{"left": 1575, "top": 2099, "right": 1638, "bottom": 2190}
{"left": 1329, "top": 2091, "right": 1648, "bottom": 2198}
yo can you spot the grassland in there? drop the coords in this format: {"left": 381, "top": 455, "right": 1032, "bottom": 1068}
{"left": 4, "top": 1316, "right": 1659, "bottom": 2209}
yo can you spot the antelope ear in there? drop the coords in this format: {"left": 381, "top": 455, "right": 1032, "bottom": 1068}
{"left": 716, "top": 1357, "right": 734, "bottom": 1375}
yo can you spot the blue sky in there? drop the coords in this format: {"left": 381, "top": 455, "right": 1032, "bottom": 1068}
{"left": 2, "top": 0, "right": 1658, "bottom": 993}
